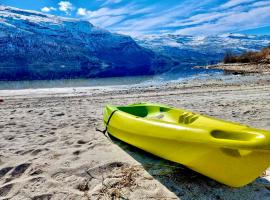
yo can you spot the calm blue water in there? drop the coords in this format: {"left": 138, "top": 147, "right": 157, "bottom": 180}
{"left": 0, "top": 68, "right": 222, "bottom": 90}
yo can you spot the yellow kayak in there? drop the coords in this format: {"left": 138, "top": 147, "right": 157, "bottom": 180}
{"left": 103, "top": 103, "right": 270, "bottom": 187}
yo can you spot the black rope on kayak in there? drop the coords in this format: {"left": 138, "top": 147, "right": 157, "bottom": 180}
{"left": 96, "top": 110, "right": 118, "bottom": 138}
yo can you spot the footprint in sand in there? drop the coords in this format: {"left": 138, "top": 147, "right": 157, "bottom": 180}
{"left": 9, "top": 163, "right": 31, "bottom": 179}
{"left": 73, "top": 125, "right": 80, "bottom": 129}
{"left": 39, "top": 138, "right": 57, "bottom": 145}
{"left": 0, "top": 183, "right": 13, "bottom": 197}
{"left": 87, "top": 162, "right": 129, "bottom": 178}
{"left": 31, "top": 148, "right": 49, "bottom": 156}
{"left": 4, "top": 135, "right": 15, "bottom": 141}
{"left": 32, "top": 194, "right": 52, "bottom": 200}
{"left": 1, "top": 164, "right": 29, "bottom": 184}
{"left": 0, "top": 167, "right": 13, "bottom": 178}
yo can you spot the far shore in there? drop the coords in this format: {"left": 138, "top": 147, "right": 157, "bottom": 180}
{"left": 196, "top": 63, "right": 270, "bottom": 75}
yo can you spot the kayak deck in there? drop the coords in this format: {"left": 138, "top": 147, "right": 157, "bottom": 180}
{"left": 103, "top": 103, "right": 270, "bottom": 187}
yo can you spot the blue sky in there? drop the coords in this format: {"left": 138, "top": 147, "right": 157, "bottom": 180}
{"left": 1, "top": 0, "right": 270, "bottom": 36}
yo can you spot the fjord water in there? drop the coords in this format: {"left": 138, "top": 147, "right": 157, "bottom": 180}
{"left": 0, "top": 68, "right": 221, "bottom": 90}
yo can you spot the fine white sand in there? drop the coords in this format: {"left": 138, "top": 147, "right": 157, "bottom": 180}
{"left": 1, "top": 75, "right": 270, "bottom": 200}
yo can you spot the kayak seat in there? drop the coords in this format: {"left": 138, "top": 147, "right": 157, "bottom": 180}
{"left": 118, "top": 105, "right": 200, "bottom": 125}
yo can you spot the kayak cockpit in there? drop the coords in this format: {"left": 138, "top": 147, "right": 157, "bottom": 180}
{"left": 117, "top": 105, "right": 199, "bottom": 124}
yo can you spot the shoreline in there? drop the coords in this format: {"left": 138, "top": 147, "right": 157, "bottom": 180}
{"left": 196, "top": 63, "right": 270, "bottom": 75}
{"left": 1, "top": 73, "right": 270, "bottom": 97}
{"left": 1, "top": 74, "right": 270, "bottom": 199}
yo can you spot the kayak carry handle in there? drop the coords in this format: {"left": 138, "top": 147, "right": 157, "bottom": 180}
{"left": 210, "top": 130, "right": 262, "bottom": 141}
{"left": 209, "top": 129, "right": 269, "bottom": 148}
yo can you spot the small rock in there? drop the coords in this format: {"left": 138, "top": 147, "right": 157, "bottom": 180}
{"left": 77, "top": 140, "right": 88, "bottom": 144}
{"left": 53, "top": 112, "right": 65, "bottom": 117}
{"left": 38, "top": 112, "right": 45, "bottom": 116}
{"left": 5, "top": 136, "right": 15, "bottom": 141}
{"left": 73, "top": 150, "right": 80, "bottom": 155}
{"left": 243, "top": 110, "right": 251, "bottom": 114}
{"left": 20, "top": 124, "right": 27, "bottom": 128}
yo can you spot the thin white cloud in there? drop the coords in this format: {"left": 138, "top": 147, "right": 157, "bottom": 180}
{"left": 175, "top": 5, "right": 270, "bottom": 35}
{"left": 41, "top": 7, "right": 56, "bottom": 13}
{"left": 58, "top": 1, "right": 74, "bottom": 14}
{"left": 219, "top": 0, "right": 257, "bottom": 9}
{"left": 78, "top": 3, "right": 153, "bottom": 28}
{"left": 92, "top": 15, "right": 126, "bottom": 27}
{"left": 77, "top": 8, "right": 87, "bottom": 16}
{"left": 166, "top": 12, "right": 231, "bottom": 28}
{"left": 251, "top": 0, "right": 270, "bottom": 7}
{"left": 84, "top": 5, "right": 132, "bottom": 18}
{"left": 100, "top": 0, "right": 122, "bottom": 6}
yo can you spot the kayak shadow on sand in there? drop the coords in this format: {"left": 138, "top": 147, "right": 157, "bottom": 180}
{"left": 108, "top": 134, "right": 270, "bottom": 200}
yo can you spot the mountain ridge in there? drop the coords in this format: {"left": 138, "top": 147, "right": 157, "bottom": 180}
{"left": 136, "top": 34, "right": 270, "bottom": 67}
{"left": 0, "top": 5, "right": 174, "bottom": 80}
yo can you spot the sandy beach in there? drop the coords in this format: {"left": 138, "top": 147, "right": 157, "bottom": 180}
{"left": 1, "top": 74, "right": 270, "bottom": 200}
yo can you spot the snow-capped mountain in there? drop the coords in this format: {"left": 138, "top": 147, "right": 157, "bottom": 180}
{"left": 136, "top": 34, "right": 270, "bottom": 67}
{"left": 0, "top": 6, "right": 173, "bottom": 80}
